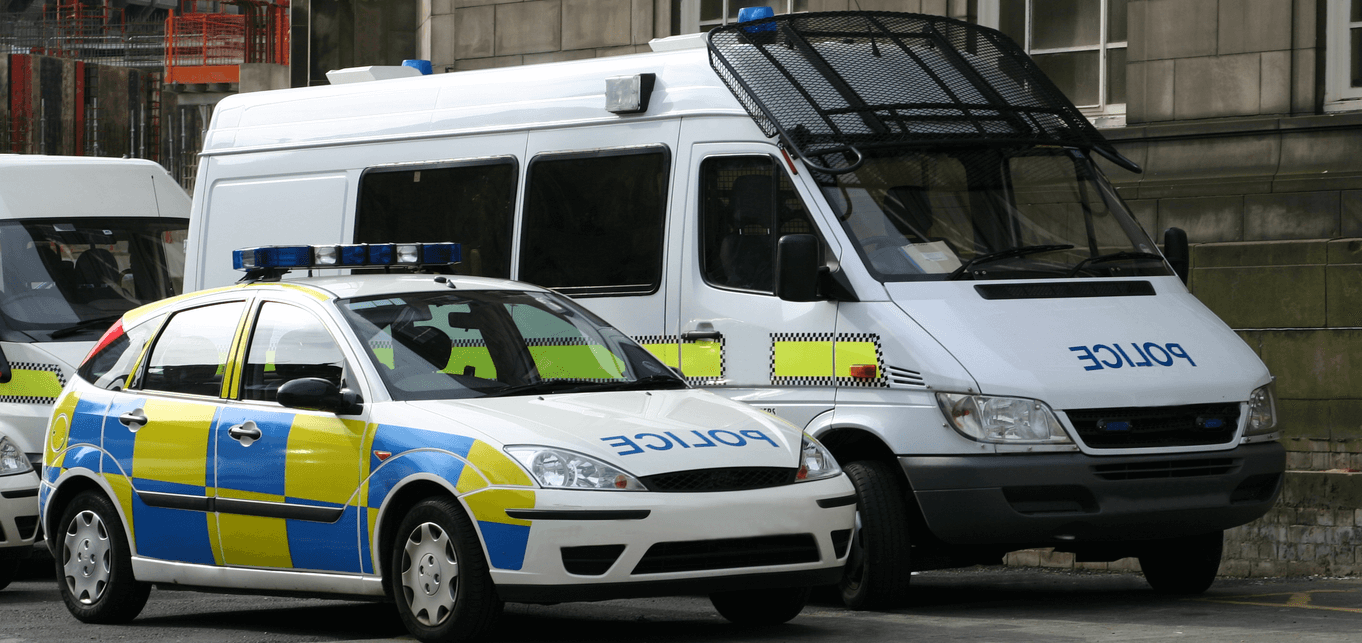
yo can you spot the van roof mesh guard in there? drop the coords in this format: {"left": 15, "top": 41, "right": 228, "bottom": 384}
{"left": 707, "top": 11, "right": 1140, "bottom": 174}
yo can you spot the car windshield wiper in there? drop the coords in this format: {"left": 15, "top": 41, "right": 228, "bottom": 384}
{"left": 947, "top": 244, "right": 1075, "bottom": 280}
{"left": 570, "top": 375, "right": 689, "bottom": 393}
{"left": 49, "top": 315, "right": 122, "bottom": 340}
{"left": 1066, "top": 251, "right": 1166, "bottom": 277}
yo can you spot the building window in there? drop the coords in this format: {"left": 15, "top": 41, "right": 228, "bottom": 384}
{"left": 991, "top": 0, "right": 1127, "bottom": 117}
{"left": 672, "top": 0, "right": 809, "bottom": 34}
{"left": 1325, "top": 0, "right": 1362, "bottom": 109}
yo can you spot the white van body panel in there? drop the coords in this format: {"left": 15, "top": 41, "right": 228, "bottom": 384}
{"left": 0, "top": 155, "right": 189, "bottom": 221}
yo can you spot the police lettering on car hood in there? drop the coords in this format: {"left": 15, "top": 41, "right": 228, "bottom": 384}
{"left": 404, "top": 389, "right": 801, "bottom": 476}
{"left": 885, "top": 281, "right": 1269, "bottom": 410}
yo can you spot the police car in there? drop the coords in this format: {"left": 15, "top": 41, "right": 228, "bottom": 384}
{"left": 0, "top": 429, "right": 40, "bottom": 590}
{"left": 38, "top": 243, "right": 856, "bottom": 641}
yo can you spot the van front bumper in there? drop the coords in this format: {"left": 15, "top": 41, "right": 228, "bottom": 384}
{"left": 900, "top": 441, "right": 1285, "bottom": 546}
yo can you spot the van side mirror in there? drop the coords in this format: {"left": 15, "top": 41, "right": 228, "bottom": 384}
{"left": 0, "top": 345, "right": 10, "bottom": 384}
{"left": 1162, "top": 227, "right": 1190, "bottom": 284}
{"left": 277, "top": 377, "right": 363, "bottom": 415}
{"left": 776, "top": 234, "right": 821, "bottom": 302}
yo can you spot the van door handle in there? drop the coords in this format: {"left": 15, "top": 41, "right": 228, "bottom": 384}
{"left": 118, "top": 410, "right": 147, "bottom": 431}
{"left": 682, "top": 330, "right": 722, "bottom": 341}
{"left": 228, "top": 422, "right": 262, "bottom": 446}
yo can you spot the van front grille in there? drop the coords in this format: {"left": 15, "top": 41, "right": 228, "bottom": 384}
{"left": 1091, "top": 458, "right": 1241, "bottom": 480}
{"left": 1065, "top": 403, "right": 1240, "bottom": 448}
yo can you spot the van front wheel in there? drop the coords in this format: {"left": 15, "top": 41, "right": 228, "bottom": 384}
{"left": 838, "top": 460, "right": 913, "bottom": 610}
{"left": 1138, "top": 530, "right": 1224, "bottom": 595}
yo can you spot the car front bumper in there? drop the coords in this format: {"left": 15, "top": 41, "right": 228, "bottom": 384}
{"left": 0, "top": 468, "right": 41, "bottom": 557}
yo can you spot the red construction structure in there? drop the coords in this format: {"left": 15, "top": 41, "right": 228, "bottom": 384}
{"left": 164, "top": 0, "right": 289, "bottom": 85}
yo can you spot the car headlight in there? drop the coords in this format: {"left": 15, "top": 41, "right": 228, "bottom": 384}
{"left": 796, "top": 433, "right": 841, "bottom": 482}
{"left": 505, "top": 446, "right": 646, "bottom": 491}
{"left": 0, "top": 436, "right": 30, "bottom": 476}
{"left": 936, "top": 392, "right": 1072, "bottom": 444}
{"left": 1245, "top": 381, "right": 1278, "bottom": 436}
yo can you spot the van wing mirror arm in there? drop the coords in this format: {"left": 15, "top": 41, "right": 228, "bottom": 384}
{"left": 1162, "top": 227, "right": 1190, "bottom": 284}
{"left": 819, "top": 266, "right": 859, "bottom": 302}
{"left": 0, "top": 345, "right": 11, "bottom": 384}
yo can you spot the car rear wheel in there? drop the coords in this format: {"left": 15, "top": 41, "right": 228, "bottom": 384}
{"left": 390, "top": 497, "right": 501, "bottom": 643}
{"left": 710, "top": 586, "right": 809, "bottom": 625}
{"left": 1138, "top": 530, "right": 1224, "bottom": 595}
{"left": 839, "top": 460, "right": 913, "bottom": 610}
{"left": 56, "top": 491, "right": 150, "bottom": 623}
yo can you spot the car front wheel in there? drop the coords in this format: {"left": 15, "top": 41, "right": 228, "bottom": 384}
{"left": 55, "top": 491, "right": 150, "bottom": 623}
{"left": 390, "top": 497, "right": 501, "bottom": 643}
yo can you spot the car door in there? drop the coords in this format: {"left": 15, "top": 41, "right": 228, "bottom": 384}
{"left": 102, "top": 298, "right": 248, "bottom": 565}
{"left": 212, "top": 298, "right": 368, "bottom": 573}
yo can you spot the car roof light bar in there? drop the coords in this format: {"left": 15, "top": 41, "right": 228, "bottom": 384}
{"left": 233, "top": 242, "right": 462, "bottom": 282}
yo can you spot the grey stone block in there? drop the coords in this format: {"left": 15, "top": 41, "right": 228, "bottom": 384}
{"left": 1277, "top": 129, "right": 1362, "bottom": 192}
{"left": 1126, "top": 199, "right": 1158, "bottom": 237}
{"left": 858, "top": 0, "right": 919, "bottom": 11}
{"left": 455, "top": 5, "right": 494, "bottom": 60}
{"left": 806, "top": 0, "right": 851, "bottom": 10}
{"left": 1128, "top": 60, "right": 1174, "bottom": 123}
{"left": 456, "top": 0, "right": 520, "bottom": 7}
{"left": 1157, "top": 196, "right": 1245, "bottom": 243}
{"left": 454, "top": 54, "right": 526, "bottom": 71}
{"left": 1292, "top": 48, "right": 1318, "bottom": 115}
{"left": 1261, "top": 50, "right": 1291, "bottom": 114}
{"left": 1293, "top": 0, "right": 1317, "bottom": 49}
{"left": 595, "top": 45, "right": 640, "bottom": 58}
{"left": 1140, "top": 0, "right": 1218, "bottom": 61}
{"left": 1129, "top": 0, "right": 1146, "bottom": 62}
{"left": 1139, "top": 134, "right": 1279, "bottom": 199}
{"left": 1244, "top": 191, "right": 1341, "bottom": 240}
{"left": 1218, "top": 0, "right": 1293, "bottom": 55}
{"left": 429, "top": 12, "right": 459, "bottom": 68}
{"left": 563, "top": 0, "right": 632, "bottom": 51}
{"left": 1174, "top": 54, "right": 1262, "bottom": 120}
{"left": 495, "top": 0, "right": 562, "bottom": 56}
{"left": 632, "top": 0, "right": 653, "bottom": 44}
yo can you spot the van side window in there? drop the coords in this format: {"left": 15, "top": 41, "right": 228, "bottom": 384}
{"left": 699, "top": 156, "right": 819, "bottom": 293}
{"left": 356, "top": 159, "right": 516, "bottom": 278}
{"left": 520, "top": 148, "right": 669, "bottom": 296}
{"left": 141, "top": 302, "right": 246, "bottom": 397}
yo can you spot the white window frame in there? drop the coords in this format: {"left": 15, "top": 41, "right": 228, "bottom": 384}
{"left": 676, "top": 0, "right": 808, "bottom": 34}
{"left": 1325, "top": 0, "right": 1362, "bottom": 110}
{"left": 978, "top": 0, "right": 1127, "bottom": 119}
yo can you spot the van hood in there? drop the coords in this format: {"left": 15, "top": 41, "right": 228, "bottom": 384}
{"left": 885, "top": 278, "right": 1269, "bottom": 411}
{"left": 405, "top": 389, "right": 803, "bottom": 476}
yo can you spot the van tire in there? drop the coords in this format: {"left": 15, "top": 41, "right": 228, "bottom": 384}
{"left": 710, "top": 586, "right": 809, "bottom": 625}
{"left": 838, "top": 460, "right": 913, "bottom": 610}
{"left": 1138, "top": 530, "right": 1224, "bottom": 595}
{"left": 390, "top": 496, "right": 502, "bottom": 642}
{"left": 0, "top": 557, "right": 18, "bottom": 591}
{"left": 55, "top": 491, "right": 151, "bottom": 623}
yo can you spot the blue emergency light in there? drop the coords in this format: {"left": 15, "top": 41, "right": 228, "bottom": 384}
{"left": 233, "top": 242, "right": 462, "bottom": 272}
{"left": 737, "top": 6, "right": 776, "bottom": 32}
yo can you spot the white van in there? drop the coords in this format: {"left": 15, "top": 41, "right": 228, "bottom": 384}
{"left": 183, "top": 11, "right": 1284, "bottom": 608}
{"left": 0, "top": 155, "right": 189, "bottom": 465}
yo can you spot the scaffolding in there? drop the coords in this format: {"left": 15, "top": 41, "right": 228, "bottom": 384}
{"left": 164, "top": 0, "right": 289, "bottom": 85}
{"left": 0, "top": 2, "right": 167, "bottom": 69}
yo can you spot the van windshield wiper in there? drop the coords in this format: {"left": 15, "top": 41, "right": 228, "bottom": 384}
{"left": 947, "top": 244, "right": 1075, "bottom": 280}
{"left": 49, "top": 315, "right": 122, "bottom": 340}
{"left": 1066, "top": 251, "right": 1166, "bottom": 277}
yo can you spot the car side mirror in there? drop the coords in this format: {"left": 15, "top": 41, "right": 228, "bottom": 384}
{"left": 1162, "top": 227, "right": 1190, "bottom": 284}
{"left": 776, "top": 234, "right": 822, "bottom": 302}
{"left": 277, "top": 377, "right": 363, "bottom": 415}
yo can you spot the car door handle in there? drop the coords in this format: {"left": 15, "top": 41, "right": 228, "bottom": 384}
{"left": 119, "top": 410, "right": 147, "bottom": 431}
{"left": 681, "top": 330, "right": 722, "bottom": 341}
{"left": 228, "top": 422, "right": 262, "bottom": 446}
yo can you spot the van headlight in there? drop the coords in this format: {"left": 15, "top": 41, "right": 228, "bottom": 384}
{"left": 796, "top": 433, "right": 840, "bottom": 482}
{"left": 936, "top": 393, "right": 1072, "bottom": 444}
{"left": 0, "top": 436, "right": 30, "bottom": 476}
{"left": 505, "top": 446, "right": 647, "bottom": 491}
{"left": 1245, "top": 381, "right": 1278, "bottom": 436}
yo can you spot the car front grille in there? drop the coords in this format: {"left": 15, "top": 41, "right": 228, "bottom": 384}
{"left": 632, "top": 534, "right": 820, "bottom": 574}
{"left": 640, "top": 467, "right": 796, "bottom": 492}
{"left": 1065, "top": 403, "right": 1240, "bottom": 448}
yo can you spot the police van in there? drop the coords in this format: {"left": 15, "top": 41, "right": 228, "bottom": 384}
{"left": 0, "top": 155, "right": 189, "bottom": 468}
{"left": 181, "top": 10, "right": 1285, "bottom": 608}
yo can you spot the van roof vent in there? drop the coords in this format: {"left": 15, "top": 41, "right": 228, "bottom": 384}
{"left": 706, "top": 11, "right": 1138, "bottom": 174}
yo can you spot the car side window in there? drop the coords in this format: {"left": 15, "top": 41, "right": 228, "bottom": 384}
{"left": 77, "top": 315, "right": 164, "bottom": 391}
{"left": 699, "top": 156, "right": 822, "bottom": 293}
{"left": 241, "top": 302, "right": 349, "bottom": 403}
{"left": 141, "top": 302, "right": 245, "bottom": 397}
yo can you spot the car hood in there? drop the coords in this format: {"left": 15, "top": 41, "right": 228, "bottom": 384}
{"left": 885, "top": 277, "right": 1270, "bottom": 410}
{"left": 404, "top": 389, "right": 804, "bottom": 476}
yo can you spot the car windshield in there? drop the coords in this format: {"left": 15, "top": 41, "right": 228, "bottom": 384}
{"left": 818, "top": 147, "right": 1169, "bottom": 281}
{"left": 338, "top": 289, "right": 684, "bottom": 401}
{"left": 0, "top": 218, "right": 188, "bottom": 338}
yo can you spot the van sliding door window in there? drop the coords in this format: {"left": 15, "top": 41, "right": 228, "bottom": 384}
{"left": 699, "top": 156, "right": 820, "bottom": 294}
{"left": 520, "top": 147, "right": 669, "bottom": 297}
{"left": 355, "top": 158, "right": 517, "bottom": 278}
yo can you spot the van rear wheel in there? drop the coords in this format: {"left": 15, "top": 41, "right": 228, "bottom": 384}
{"left": 839, "top": 460, "right": 913, "bottom": 610}
{"left": 1138, "top": 530, "right": 1224, "bottom": 595}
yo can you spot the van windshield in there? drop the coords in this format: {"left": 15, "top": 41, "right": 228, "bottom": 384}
{"left": 819, "top": 147, "right": 1169, "bottom": 282}
{"left": 0, "top": 218, "right": 188, "bottom": 339}
{"left": 339, "top": 290, "right": 684, "bottom": 401}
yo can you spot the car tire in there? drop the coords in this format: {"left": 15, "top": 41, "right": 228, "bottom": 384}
{"left": 390, "top": 496, "right": 501, "bottom": 643}
{"left": 839, "top": 460, "right": 914, "bottom": 610}
{"left": 55, "top": 491, "right": 151, "bottom": 623}
{"left": 1138, "top": 530, "right": 1224, "bottom": 595}
{"left": 710, "top": 586, "right": 809, "bottom": 625}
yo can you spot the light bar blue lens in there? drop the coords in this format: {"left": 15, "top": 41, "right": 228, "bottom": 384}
{"left": 368, "top": 244, "right": 395, "bottom": 265}
{"left": 420, "top": 243, "right": 462, "bottom": 264}
{"left": 339, "top": 245, "right": 368, "bottom": 265}
{"left": 738, "top": 6, "right": 775, "bottom": 32}
{"left": 232, "top": 246, "right": 311, "bottom": 270}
